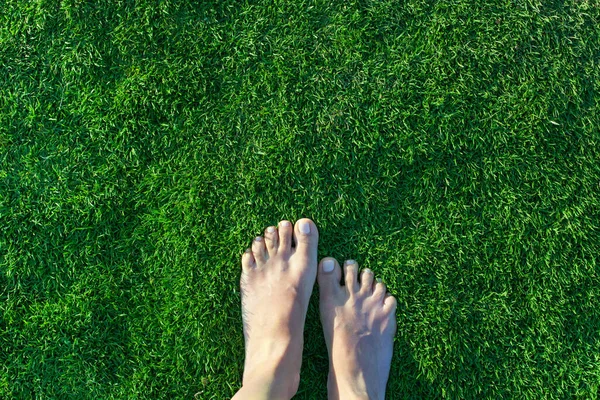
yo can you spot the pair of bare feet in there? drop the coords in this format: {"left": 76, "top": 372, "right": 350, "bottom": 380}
{"left": 232, "top": 219, "right": 397, "bottom": 400}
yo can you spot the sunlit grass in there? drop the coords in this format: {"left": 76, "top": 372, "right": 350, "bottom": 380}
{"left": 1, "top": 0, "right": 599, "bottom": 398}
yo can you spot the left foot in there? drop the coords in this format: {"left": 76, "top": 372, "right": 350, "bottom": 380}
{"left": 233, "top": 219, "right": 319, "bottom": 400}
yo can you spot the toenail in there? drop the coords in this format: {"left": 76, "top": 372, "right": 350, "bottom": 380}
{"left": 299, "top": 221, "right": 310, "bottom": 234}
{"left": 280, "top": 221, "right": 291, "bottom": 227}
{"left": 377, "top": 278, "right": 383, "bottom": 283}
{"left": 345, "top": 259, "right": 356, "bottom": 265}
{"left": 267, "top": 227, "right": 275, "bottom": 233}
{"left": 323, "top": 259, "right": 335, "bottom": 273}
{"left": 363, "top": 268, "right": 372, "bottom": 274}
{"left": 255, "top": 236, "right": 262, "bottom": 242}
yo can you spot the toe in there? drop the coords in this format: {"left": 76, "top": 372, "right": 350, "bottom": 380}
{"left": 384, "top": 293, "right": 397, "bottom": 313}
{"left": 318, "top": 257, "right": 343, "bottom": 297}
{"left": 372, "top": 279, "right": 386, "bottom": 302}
{"left": 264, "top": 226, "right": 278, "bottom": 255}
{"left": 360, "top": 268, "right": 374, "bottom": 294}
{"left": 278, "top": 220, "right": 293, "bottom": 253}
{"left": 383, "top": 294, "right": 398, "bottom": 335}
{"left": 293, "top": 218, "right": 319, "bottom": 259}
{"left": 344, "top": 260, "right": 360, "bottom": 293}
{"left": 251, "top": 236, "right": 267, "bottom": 263}
{"left": 241, "top": 248, "right": 256, "bottom": 271}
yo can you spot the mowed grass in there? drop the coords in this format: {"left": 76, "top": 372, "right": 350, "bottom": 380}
{"left": 1, "top": 0, "right": 599, "bottom": 398}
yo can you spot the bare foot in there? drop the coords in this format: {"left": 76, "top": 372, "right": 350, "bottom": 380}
{"left": 318, "top": 257, "right": 397, "bottom": 400}
{"left": 233, "top": 219, "right": 319, "bottom": 400}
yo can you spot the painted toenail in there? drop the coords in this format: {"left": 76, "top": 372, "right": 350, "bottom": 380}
{"left": 280, "top": 221, "right": 291, "bottom": 227}
{"left": 363, "top": 268, "right": 372, "bottom": 274}
{"left": 323, "top": 260, "right": 335, "bottom": 273}
{"left": 377, "top": 278, "right": 383, "bottom": 283}
{"left": 267, "top": 227, "right": 275, "bottom": 233}
{"left": 255, "top": 236, "right": 262, "bottom": 242}
{"left": 299, "top": 221, "right": 310, "bottom": 234}
{"left": 346, "top": 259, "right": 356, "bottom": 265}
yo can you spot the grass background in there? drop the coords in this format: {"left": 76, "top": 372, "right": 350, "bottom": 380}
{"left": 1, "top": 0, "right": 599, "bottom": 398}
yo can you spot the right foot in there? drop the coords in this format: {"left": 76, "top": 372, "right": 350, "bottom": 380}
{"left": 318, "top": 257, "right": 397, "bottom": 400}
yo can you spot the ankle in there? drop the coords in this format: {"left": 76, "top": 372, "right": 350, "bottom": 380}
{"left": 240, "top": 368, "right": 299, "bottom": 400}
{"left": 242, "top": 340, "right": 302, "bottom": 399}
{"left": 328, "top": 371, "right": 380, "bottom": 400}
{"left": 244, "top": 336, "right": 302, "bottom": 376}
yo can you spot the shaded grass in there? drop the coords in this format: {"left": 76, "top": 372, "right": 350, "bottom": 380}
{"left": 1, "top": 0, "right": 599, "bottom": 398}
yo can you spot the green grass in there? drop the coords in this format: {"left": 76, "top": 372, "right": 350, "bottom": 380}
{"left": 1, "top": 0, "right": 599, "bottom": 398}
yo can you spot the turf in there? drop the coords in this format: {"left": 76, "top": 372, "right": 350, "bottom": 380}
{"left": 1, "top": 0, "right": 599, "bottom": 398}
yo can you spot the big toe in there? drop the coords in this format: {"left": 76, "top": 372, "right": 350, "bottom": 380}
{"left": 293, "top": 218, "right": 319, "bottom": 259}
{"left": 318, "top": 257, "right": 343, "bottom": 298}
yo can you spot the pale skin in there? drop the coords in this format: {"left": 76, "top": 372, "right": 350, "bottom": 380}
{"left": 233, "top": 219, "right": 397, "bottom": 400}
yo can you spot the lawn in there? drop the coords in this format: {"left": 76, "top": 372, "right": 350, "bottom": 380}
{"left": 1, "top": 0, "right": 599, "bottom": 398}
